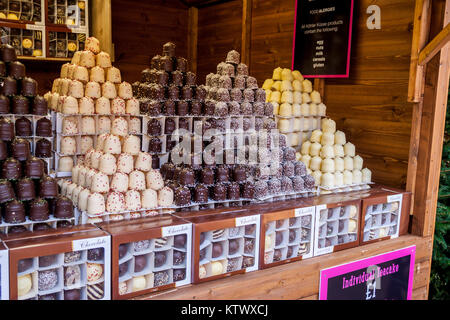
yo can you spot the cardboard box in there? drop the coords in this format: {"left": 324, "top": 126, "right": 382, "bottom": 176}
{"left": 313, "top": 193, "right": 362, "bottom": 256}
{"left": 3, "top": 225, "right": 111, "bottom": 300}
{"left": 97, "top": 215, "right": 192, "bottom": 300}
{"left": 259, "top": 198, "right": 315, "bottom": 269}
{"left": 175, "top": 209, "right": 261, "bottom": 284}
{"left": 0, "top": 241, "right": 9, "bottom": 300}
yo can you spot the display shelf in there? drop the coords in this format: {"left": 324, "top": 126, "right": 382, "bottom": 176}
{"left": 132, "top": 234, "right": 431, "bottom": 300}
{"left": 18, "top": 56, "right": 71, "bottom": 62}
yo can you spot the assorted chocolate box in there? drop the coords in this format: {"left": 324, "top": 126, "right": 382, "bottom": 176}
{"left": 47, "top": 0, "right": 88, "bottom": 29}
{"left": 47, "top": 29, "right": 87, "bottom": 59}
{"left": 0, "top": 0, "right": 44, "bottom": 24}
{"left": 0, "top": 241, "right": 8, "bottom": 300}
{"left": 3, "top": 225, "right": 110, "bottom": 300}
{"left": 98, "top": 215, "right": 192, "bottom": 299}
{"left": 0, "top": 24, "right": 45, "bottom": 58}
{"left": 259, "top": 198, "right": 315, "bottom": 268}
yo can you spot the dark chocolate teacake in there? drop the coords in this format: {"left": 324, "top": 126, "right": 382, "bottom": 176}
{"left": 35, "top": 117, "right": 52, "bottom": 137}
{"left": 9, "top": 61, "right": 26, "bottom": 80}
{"left": 54, "top": 196, "right": 74, "bottom": 218}
{"left": 0, "top": 44, "right": 17, "bottom": 62}
{"left": 34, "top": 223, "right": 52, "bottom": 231}
{"left": 0, "top": 61, "right": 4, "bottom": 78}
{"left": 12, "top": 95, "right": 30, "bottom": 114}
{"left": 0, "top": 95, "right": 10, "bottom": 114}
{"left": 35, "top": 138, "right": 52, "bottom": 158}
{"left": 26, "top": 157, "right": 45, "bottom": 179}
{"left": 213, "top": 183, "right": 227, "bottom": 201}
{"left": 0, "top": 117, "right": 15, "bottom": 141}
{"left": 0, "top": 179, "right": 15, "bottom": 203}
{"left": 16, "top": 177, "right": 35, "bottom": 201}
{"left": 12, "top": 138, "right": 31, "bottom": 161}
{"left": 29, "top": 198, "right": 49, "bottom": 221}
{"left": 194, "top": 184, "right": 208, "bottom": 203}
{"left": 148, "top": 137, "right": 162, "bottom": 153}
{"left": 174, "top": 186, "right": 191, "bottom": 206}
{"left": 32, "top": 95, "right": 48, "bottom": 115}
{"left": 2, "top": 158, "right": 22, "bottom": 180}
{"left": 21, "top": 77, "right": 38, "bottom": 97}
{"left": 227, "top": 182, "right": 241, "bottom": 200}
{"left": 39, "top": 176, "right": 58, "bottom": 198}
{"left": 1, "top": 77, "right": 17, "bottom": 97}
{"left": 15, "top": 117, "right": 32, "bottom": 137}
{"left": 3, "top": 199, "right": 26, "bottom": 223}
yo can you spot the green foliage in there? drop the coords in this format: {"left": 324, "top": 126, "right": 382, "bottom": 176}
{"left": 429, "top": 87, "right": 450, "bottom": 300}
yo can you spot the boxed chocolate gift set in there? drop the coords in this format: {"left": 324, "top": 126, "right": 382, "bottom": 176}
{"left": 0, "top": 24, "right": 45, "bottom": 57}
{"left": 98, "top": 214, "right": 192, "bottom": 299}
{"left": 313, "top": 193, "right": 361, "bottom": 256}
{"left": 0, "top": 0, "right": 44, "bottom": 24}
{"left": 175, "top": 208, "right": 260, "bottom": 284}
{"left": 47, "top": 0, "right": 88, "bottom": 30}
{"left": 47, "top": 29, "right": 88, "bottom": 59}
{"left": 263, "top": 67, "right": 326, "bottom": 148}
{"left": 4, "top": 224, "right": 110, "bottom": 300}
{"left": 0, "top": 240, "right": 8, "bottom": 300}
{"left": 259, "top": 198, "right": 315, "bottom": 268}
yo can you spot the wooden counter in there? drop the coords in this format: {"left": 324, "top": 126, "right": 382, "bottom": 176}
{"left": 133, "top": 234, "right": 431, "bottom": 300}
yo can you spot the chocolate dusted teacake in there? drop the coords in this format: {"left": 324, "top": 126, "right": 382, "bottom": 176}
{"left": 194, "top": 184, "right": 209, "bottom": 203}
{"left": 32, "top": 96, "right": 48, "bottom": 115}
{"left": 54, "top": 196, "right": 74, "bottom": 218}
{"left": 163, "top": 42, "right": 176, "bottom": 57}
{"left": 0, "top": 95, "right": 10, "bottom": 114}
{"left": 0, "top": 179, "right": 15, "bottom": 203}
{"left": 0, "top": 117, "right": 15, "bottom": 141}
{"left": 25, "top": 157, "right": 45, "bottom": 179}
{"left": 174, "top": 186, "right": 191, "bottom": 206}
{"left": 16, "top": 177, "right": 36, "bottom": 201}
{"left": 0, "top": 44, "right": 17, "bottom": 63}
{"left": 35, "top": 138, "right": 52, "bottom": 158}
{"left": 3, "top": 199, "right": 26, "bottom": 223}
{"left": 35, "top": 117, "right": 52, "bottom": 137}
{"left": 39, "top": 175, "right": 58, "bottom": 198}
{"left": 21, "top": 77, "right": 38, "bottom": 97}
{"left": 34, "top": 223, "right": 52, "bottom": 231}
{"left": 57, "top": 220, "right": 74, "bottom": 229}
{"left": 8, "top": 61, "right": 26, "bottom": 80}
{"left": 29, "top": 198, "right": 49, "bottom": 221}
{"left": 2, "top": 158, "right": 22, "bottom": 180}
{"left": 11, "top": 138, "right": 31, "bottom": 161}
{"left": 15, "top": 117, "right": 33, "bottom": 136}
{"left": 1, "top": 76, "right": 17, "bottom": 96}
{"left": 12, "top": 95, "right": 30, "bottom": 114}
{"left": 8, "top": 225, "right": 28, "bottom": 233}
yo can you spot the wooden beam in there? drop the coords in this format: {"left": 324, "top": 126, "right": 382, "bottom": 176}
{"left": 132, "top": 235, "right": 431, "bottom": 300}
{"left": 314, "top": 79, "right": 325, "bottom": 101}
{"left": 407, "top": 0, "right": 432, "bottom": 103}
{"left": 418, "top": 22, "right": 450, "bottom": 65}
{"left": 188, "top": 7, "right": 198, "bottom": 74}
{"left": 91, "top": 0, "right": 113, "bottom": 59}
{"left": 241, "top": 0, "right": 253, "bottom": 66}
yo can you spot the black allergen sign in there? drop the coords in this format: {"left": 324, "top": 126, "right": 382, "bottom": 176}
{"left": 319, "top": 246, "right": 416, "bottom": 300}
{"left": 292, "top": 0, "right": 354, "bottom": 78}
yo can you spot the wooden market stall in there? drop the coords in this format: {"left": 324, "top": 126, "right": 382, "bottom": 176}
{"left": 21, "top": 0, "right": 450, "bottom": 300}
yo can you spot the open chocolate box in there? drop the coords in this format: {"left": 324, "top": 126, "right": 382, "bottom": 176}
{"left": 357, "top": 185, "right": 412, "bottom": 245}
{"left": 0, "top": 241, "right": 9, "bottom": 300}
{"left": 313, "top": 193, "right": 362, "bottom": 257}
{"left": 2, "top": 224, "right": 110, "bottom": 300}
{"left": 174, "top": 207, "right": 260, "bottom": 284}
{"left": 97, "top": 215, "right": 192, "bottom": 300}
{"left": 259, "top": 198, "right": 316, "bottom": 269}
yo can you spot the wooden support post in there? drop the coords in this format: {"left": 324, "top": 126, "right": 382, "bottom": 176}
{"left": 241, "top": 0, "right": 253, "bottom": 66}
{"left": 418, "top": 22, "right": 450, "bottom": 65}
{"left": 188, "top": 7, "right": 198, "bottom": 74}
{"left": 91, "top": 0, "right": 113, "bottom": 59}
{"left": 313, "top": 79, "right": 325, "bottom": 101}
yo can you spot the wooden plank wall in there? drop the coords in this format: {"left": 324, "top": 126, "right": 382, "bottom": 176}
{"left": 111, "top": 0, "right": 189, "bottom": 83}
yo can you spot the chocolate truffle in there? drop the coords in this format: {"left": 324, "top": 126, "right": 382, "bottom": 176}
{"left": 21, "top": 77, "right": 38, "bottom": 97}
{"left": 273, "top": 249, "right": 282, "bottom": 262}
{"left": 199, "top": 247, "right": 207, "bottom": 261}
{"left": 119, "top": 244, "right": 128, "bottom": 258}
{"left": 12, "top": 95, "right": 29, "bottom": 114}
{"left": 134, "top": 255, "right": 147, "bottom": 273}
{"left": 147, "top": 118, "right": 162, "bottom": 136}
{"left": 174, "top": 186, "right": 191, "bottom": 206}
{"left": 242, "top": 256, "right": 254, "bottom": 268}
{"left": 39, "top": 176, "right": 58, "bottom": 198}
{"left": 194, "top": 184, "right": 209, "bottom": 203}
{"left": 244, "top": 238, "right": 254, "bottom": 254}
{"left": 35, "top": 138, "right": 52, "bottom": 158}
{"left": 36, "top": 117, "right": 52, "bottom": 137}
{"left": 174, "top": 234, "right": 187, "bottom": 249}
{"left": 38, "top": 270, "right": 58, "bottom": 291}
{"left": 228, "top": 239, "right": 240, "bottom": 255}
{"left": 212, "top": 242, "right": 223, "bottom": 258}
{"left": 15, "top": 117, "right": 32, "bottom": 137}
{"left": 0, "top": 95, "right": 10, "bottom": 114}
{"left": 0, "top": 179, "right": 15, "bottom": 203}
{"left": 275, "top": 232, "right": 284, "bottom": 246}
{"left": 26, "top": 157, "right": 44, "bottom": 178}
{"left": 154, "top": 251, "right": 167, "bottom": 268}
{"left": 54, "top": 196, "right": 74, "bottom": 218}
{"left": 2, "top": 158, "right": 21, "bottom": 180}
{"left": 154, "top": 270, "right": 170, "bottom": 287}
{"left": 119, "top": 261, "right": 129, "bottom": 277}
{"left": 64, "top": 265, "right": 81, "bottom": 286}
{"left": 173, "top": 250, "right": 185, "bottom": 265}
{"left": 39, "top": 254, "right": 57, "bottom": 268}
{"left": 87, "top": 248, "right": 104, "bottom": 261}
{"left": 227, "top": 182, "right": 241, "bottom": 200}
{"left": 64, "top": 251, "right": 82, "bottom": 264}
{"left": 64, "top": 289, "right": 81, "bottom": 300}
{"left": 173, "top": 268, "right": 186, "bottom": 281}
{"left": 1, "top": 77, "right": 17, "bottom": 96}
{"left": 0, "top": 117, "right": 15, "bottom": 141}
{"left": 18, "top": 258, "right": 33, "bottom": 273}
{"left": 29, "top": 198, "right": 49, "bottom": 221}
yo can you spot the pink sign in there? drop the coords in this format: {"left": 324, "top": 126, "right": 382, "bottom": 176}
{"left": 319, "top": 246, "right": 416, "bottom": 300}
